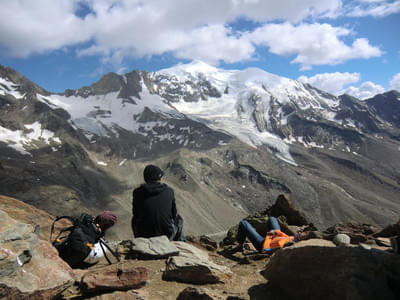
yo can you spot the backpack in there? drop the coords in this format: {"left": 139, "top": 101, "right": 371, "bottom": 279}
{"left": 50, "top": 213, "right": 119, "bottom": 268}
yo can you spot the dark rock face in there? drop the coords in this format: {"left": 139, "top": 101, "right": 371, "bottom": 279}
{"left": 268, "top": 194, "right": 309, "bottom": 226}
{"left": 263, "top": 245, "right": 400, "bottom": 300}
{"left": 366, "top": 90, "right": 400, "bottom": 127}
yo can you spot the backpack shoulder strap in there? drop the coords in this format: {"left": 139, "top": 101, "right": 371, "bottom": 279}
{"left": 50, "top": 216, "right": 77, "bottom": 241}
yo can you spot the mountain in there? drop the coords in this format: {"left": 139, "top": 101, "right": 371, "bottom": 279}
{"left": 1, "top": 61, "right": 400, "bottom": 239}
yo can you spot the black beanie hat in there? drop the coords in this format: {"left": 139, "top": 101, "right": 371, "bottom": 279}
{"left": 143, "top": 165, "right": 164, "bottom": 183}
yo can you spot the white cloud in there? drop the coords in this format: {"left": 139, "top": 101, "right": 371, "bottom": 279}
{"left": 390, "top": 73, "right": 400, "bottom": 92}
{"left": 0, "top": 0, "right": 92, "bottom": 57}
{"left": 344, "top": 81, "right": 385, "bottom": 99}
{"left": 0, "top": 0, "right": 382, "bottom": 71}
{"left": 248, "top": 23, "right": 382, "bottom": 70}
{"left": 298, "top": 72, "right": 360, "bottom": 95}
{"left": 347, "top": 0, "right": 400, "bottom": 17}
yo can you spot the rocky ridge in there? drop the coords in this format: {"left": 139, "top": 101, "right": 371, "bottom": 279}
{"left": 1, "top": 195, "right": 400, "bottom": 300}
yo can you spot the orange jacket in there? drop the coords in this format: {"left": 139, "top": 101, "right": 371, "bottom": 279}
{"left": 261, "top": 230, "right": 293, "bottom": 253}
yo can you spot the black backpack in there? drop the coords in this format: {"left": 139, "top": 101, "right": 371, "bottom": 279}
{"left": 50, "top": 213, "right": 119, "bottom": 268}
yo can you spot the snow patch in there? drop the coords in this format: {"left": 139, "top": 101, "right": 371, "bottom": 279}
{"left": 0, "top": 77, "right": 24, "bottom": 99}
{"left": 0, "top": 122, "right": 61, "bottom": 156}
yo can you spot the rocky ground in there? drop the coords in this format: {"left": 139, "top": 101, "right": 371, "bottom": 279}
{"left": 1, "top": 195, "right": 400, "bottom": 300}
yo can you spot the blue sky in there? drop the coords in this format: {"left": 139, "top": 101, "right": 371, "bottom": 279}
{"left": 0, "top": 0, "right": 399, "bottom": 99}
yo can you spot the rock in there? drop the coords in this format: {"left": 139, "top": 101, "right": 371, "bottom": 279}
{"left": 176, "top": 287, "right": 219, "bottom": 300}
{"left": 262, "top": 245, "right": 400, "bottom": 300}
{"left": 121, "top": 236, "right": 179, "bottom": 259}
{"left": 186, "top": 235, "right": 218, "bottom": 251}
{"left": 80, "top": 263, "right": 148, "bottom": 295}
{"left": 333, "top": 233, "right": 351, "bottom": 246}
{"left": 391, "top": 236, "right": 400, "bottom": 254}
{"left": 359, "top": 243, "right": 372, "bottom": 250}
{"left": 88, "top": 290, "right": 147, "bottom": 300}
{"left": 292, "top": 238, "right": 336, "bottom": 248}
{"left": 374, "top": 222, "right": 400, "bottom": 238}
{"left": 0, "top": 209, "right": 76, "bottom": 299}
{"left": 268, "top": 194, "right": 309, "bottom": 226}
{"left": 325, "top": 223, "right": 379, "bottom": 244}
{"left": 376, "top": 237, "right": 392, "bottom": 247}
{"left": 0, "top": 195, "right": 71, "bottom": 240}
{"left": 163, "top": 242, "right": 232, "bottom": 284}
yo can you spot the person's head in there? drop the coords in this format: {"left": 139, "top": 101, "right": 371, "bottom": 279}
{"left": 94, "top": 211, "right": 117, "bottom": 232}
{"left": 294, "top": 231, "right": 308, "bottom": 242}
{"left": 143, "top": 164, "right": 164, "bottom": 183}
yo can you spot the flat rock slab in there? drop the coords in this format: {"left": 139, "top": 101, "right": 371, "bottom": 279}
{"left": 163, "top": 242, "right": 232, "bottom": 284}
{"left": 80, "top": 263, "right": 148, "bottom": 294}
{"left": 129, "top": 236, "right": 179, "bottom": 259}
{"left": 292, "top": 238, "right": 336, "bottom": 248}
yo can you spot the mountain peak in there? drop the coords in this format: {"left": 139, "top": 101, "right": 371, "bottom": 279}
{"left": 159, "top": 60, "right": 224, "bottom": 80}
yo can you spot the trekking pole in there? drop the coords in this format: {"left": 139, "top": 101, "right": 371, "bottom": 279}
{"left": 99, "top": 238, "right": 121, "bottom": 264}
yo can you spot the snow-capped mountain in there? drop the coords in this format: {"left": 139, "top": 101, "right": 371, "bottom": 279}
{"left": 1, "top": 62, "right": 400, "bottom": 238}
{"left": 8, "top": 60, "right": 397, "bottom": 164}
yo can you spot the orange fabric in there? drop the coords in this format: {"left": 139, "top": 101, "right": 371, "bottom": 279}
{"left": 262, "top": 230, "right": 293, "bottom": 252}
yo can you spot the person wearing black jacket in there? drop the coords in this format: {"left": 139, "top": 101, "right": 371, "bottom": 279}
{"left": 131, "top": 164, "right": 185, "bottom": 241}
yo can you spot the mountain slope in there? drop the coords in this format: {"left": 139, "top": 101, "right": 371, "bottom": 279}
{"left": 0, "top": 62, "right": 399, "bottom": 239}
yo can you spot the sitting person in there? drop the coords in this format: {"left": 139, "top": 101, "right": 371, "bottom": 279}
{"left": 233, "top": 216, "right": 307, "bottom": 253}
{"left": 131, "top": 164, "right": 185, "bottom": 241}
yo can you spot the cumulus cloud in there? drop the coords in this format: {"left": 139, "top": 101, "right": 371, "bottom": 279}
{"left": 344, "top": 81, "right": 385, "bottom": 99}
{"left": 390, "top": 73, "right": 400, "bottom": 92}
{"left": 249, "top": 23, "right": 382, "bottom": 70}
{"left": 0, "top": 0, "right": 92, "bottom": 57}
{"left": 347, "top": 0, "right": 400, "bottom": 17}
{"left": 0, "top": 0, "right": 382, "bottom": 70}
{"left": 298, "top": 72, "right": 360, "bottom": 95}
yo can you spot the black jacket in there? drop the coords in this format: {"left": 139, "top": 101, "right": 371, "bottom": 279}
{"left": 132, "top": 182, "right": 177, "bottom": 238}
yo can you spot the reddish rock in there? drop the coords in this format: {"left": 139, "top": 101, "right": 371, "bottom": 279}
{"left": 0, "top": 195, "right": 70, "bottom": 240}
{"left": 80, "top": 264, "right": 148, "bottom": 294}
{"left": 87, "top": 289, "right": 147, "bottom": 299}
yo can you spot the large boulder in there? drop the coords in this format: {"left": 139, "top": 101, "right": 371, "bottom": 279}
{"left": 0, "top": 209, "right": 76, "bottom": 299}
{"left": 163, "top": 242, "right": 232, "bottom": 284}
{"left": 262, "top": 245, "right": 400, "bottom": 300}
{"left": 267, "top": 194, "right": 309, "bottom": 226}
{"left": 0, "top": 195, "right": 71, "bottom": 240}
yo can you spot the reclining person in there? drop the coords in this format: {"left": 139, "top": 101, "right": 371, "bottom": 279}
{"left": 233, "top": 216, "right": 307, "bottom": 253}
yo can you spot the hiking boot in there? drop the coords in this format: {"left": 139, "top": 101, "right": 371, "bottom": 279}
{"left": 227, "top": 243, "right": 244, "bottom": 254}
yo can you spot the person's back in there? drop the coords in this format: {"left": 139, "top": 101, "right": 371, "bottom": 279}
{"left": 132, "top": 180, "right": 176, "bottom": 238}
{"left": 132, "top": 164, "right": 185, "bottom": 240}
